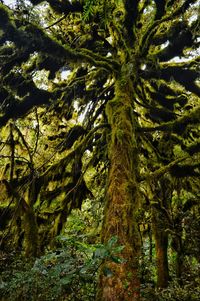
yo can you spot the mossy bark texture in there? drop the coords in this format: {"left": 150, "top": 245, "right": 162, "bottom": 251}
{"left": 23, "top": 182, "right": 39, "bottom": 257}
{"left": 152, "top": 206, "right": 169, "bottom": 288}
{"left": 23, "top": 207, "right": 38, "bottom": 257}
{"left": 97, "top": 78, "right": 141, "bottom": 301}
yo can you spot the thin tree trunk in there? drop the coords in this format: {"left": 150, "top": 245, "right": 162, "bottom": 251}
{"left": 23, "top": 177, "right": 39, "bottom": 257}
{"left": 175, "top": 251, "right": 184, "bottom": 285}
{"left": 23, "top": 207, "right": 38, "bottom": 257}
{"left": 97, "top": 78, "right": 141, "bottom": 301}
{"left": 148, "top": 225, "right": 153, "bottom": 263}
{"left": 172, "top": 234, "right": 183, "bottom": 285}
{"left": 152, "top": 206, "right": 169, "bottom": 288}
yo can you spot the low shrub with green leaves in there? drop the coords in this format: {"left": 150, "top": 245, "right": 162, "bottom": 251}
{"left": 154, "top": 282, "right": 200, "bottom": 301}
{"left": 0, "top": 236, "right": 124, "bottom": 301}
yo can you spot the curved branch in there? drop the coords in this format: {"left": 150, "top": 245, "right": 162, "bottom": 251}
{"left": 138, "top": 106, "right": 200, "bottom": 133}
{"left": 140, "top": 0, "right": 198, "bottom": 56}
{"left": 141, "top": 66, "right": 200, "bottom": 97}
{"left": 0, "top": 89, "right": 51, "bottom": 127}
{"left": 141, "top": 155, "right": 189, "bottom": 182}
{"left": 37, "top": 123, "right": 109, "bottom": 182}
{"left": 45, "top": 13, "right": 67, "bottom": 30}
{"left": 0, "top": 7, "right": 119, "bottom": 73}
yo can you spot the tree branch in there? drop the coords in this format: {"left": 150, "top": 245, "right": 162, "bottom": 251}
{"left": 141, "top": 155, "right": 189, "bottom": 182}
{"left": 138, "top": 106, "right": 200, "bottom": 133}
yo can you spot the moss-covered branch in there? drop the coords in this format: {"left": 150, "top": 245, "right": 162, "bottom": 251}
{"left": 38, "top": 123, "right": 109, "bottom": 182}
{"left": 140, "top": 0, "right": 197, "bottom": 56}
{"left": 138, "top": 106, "right": 200, "bottom": 133}
{"left": 0, "top": 5, "right": 118, "bottom": 72}
{"left": 0, "top": 89, "right": 51, "bottom": 127}
{"left": 141, "top": 155, "right": 189, "bottom": 181}
{"left": 141, "top": 66, "right": 200, "bottom": 96}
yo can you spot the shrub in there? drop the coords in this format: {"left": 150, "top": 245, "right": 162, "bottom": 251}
{"left": 0, "top": 236, "right": 123, "bottom": 301}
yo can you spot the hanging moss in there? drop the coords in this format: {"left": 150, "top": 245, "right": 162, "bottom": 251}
{"left": 0, "top": 1, "right": 199, "bottom": 299}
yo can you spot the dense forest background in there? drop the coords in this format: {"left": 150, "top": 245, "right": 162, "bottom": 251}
{"left": 0, "top": 0, "right": 199, "bottom": 300}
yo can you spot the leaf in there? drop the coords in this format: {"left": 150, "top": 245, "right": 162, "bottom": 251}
{"left": 79, "top": 272, "right": 93, "bottom": 280}
{"left": 83, "top": 0, "right": 96, "bottom": 21}
{"left": 103, "top": 267, "right": 113, "bottom": 277}
{"left": 94, "top": 247, "right": 108, "bottom": 259}
{"left": 112, "top": 245, "right": 124, "bottom": 253}
{"left": 60, "top": 276, "right": 73, "bottom": 286}
{"left": 110, "top": 255, "right": 123, "bottom": 264}
{"left": 107, "top": 236, "right": 118, "bottom": 248}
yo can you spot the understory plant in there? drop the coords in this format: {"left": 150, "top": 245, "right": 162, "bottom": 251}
{"left": 0, "top": 235, "right": 124, "bottom": 301}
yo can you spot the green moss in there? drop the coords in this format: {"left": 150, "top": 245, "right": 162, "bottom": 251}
{"left": 105, "top": 81, "right": 139, "bottom": 173}
{"left": 99, "top": 78, "right": 141, "bottom": 299}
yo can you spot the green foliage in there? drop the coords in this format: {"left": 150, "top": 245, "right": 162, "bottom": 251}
{"left": 140, "top": 255, "right": 200, "bottom": 301}
{"left": 0, "top": 0, "right": 200, "bottom": 299}
{"left": 142, "top": 284, "right": 200, "bottom": 301}
{"left": 63, "top": 198, "right": 104, "bottom": 243}
{"left": 0, "top": 235, "right": 124, "bottom": 301}
{"left": 155, "top": 282, "right": 200, "bottom": 301}
{"left": 83, "top": 0, "right": 96, "bottom": 21}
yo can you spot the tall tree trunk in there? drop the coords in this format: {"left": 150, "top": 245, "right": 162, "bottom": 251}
{"left": 150, "top": 178, "right": 171, "bottom": 288}
{"left": 23, "top": 207, "right": 38, "bottom": 257}
{"left": 152, "top": 206, "right": 169, "bottom": 288}
{"left": 172, "top": 230, "right": 184, "bottom": 285}
{"left": 148, "top": 225, "right": 153, "bottom": 263}
{"left": 175, "top": 250, "right": 184, "bottom": 285}
{"left": 23, "top": 177, "right": 39, "bottom": 257}
{"left": 97, "top": 78, "right": 141, "bottom": 301}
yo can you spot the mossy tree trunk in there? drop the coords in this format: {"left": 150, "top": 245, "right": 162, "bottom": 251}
{"left": 23, "top": 207, "right": 38, "bottom": 257}
{"left": 175, "top": 249, "right": 184, "bottom": 285}
{"left": 152, "top": 206, "right": 169, "bottom": 288}
{"left": 97, "top": 77, "right": 141, "bottom": 301}
{"left": 151, "top": 177, "right": 172, "bottom": 288}
{"left": 23, "top": 177, "right": 39, "bottom": 257}
{"left": 172, "top": 226, "right": 184, "bottom": 284}
{"left": 148, "top": 225, "right": 153, "bottom": 263}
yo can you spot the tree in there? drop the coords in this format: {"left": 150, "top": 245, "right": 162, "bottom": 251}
{"left": 0, "top": 0, "right": 199, "bottom": 300}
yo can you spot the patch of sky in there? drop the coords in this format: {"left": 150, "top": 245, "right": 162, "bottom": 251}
{"left": 3, "top": 0, "right": 16, "bottom": 6}
{"left": 140, "top": 64, "right": 146, "bottom": 71}
{"left": 33, "top": 70, "right": 49, "bottom": 90}
{"left": 160, "top": 40, "right": 170, "bottom": 50}
{"left": 61, "top": 70, "right": 71, "bottom": 81}
{"left": 73, "top": 100, "right": 92, "bottom": 124}
{"left": 3, "top": 0, "right": 30, "bottom": 7}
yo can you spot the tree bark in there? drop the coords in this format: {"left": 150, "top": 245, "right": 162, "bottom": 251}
{"left": 152, "top": 206, "right": 169, "bottom": 288}
{"left": 23, "top": 207, "right": 38, "bottom": 257}
{"left": 172, "top": 233, "right": 184, "bottom": 285}
{"left": 97, "top": 78, "right": 141, "bottom": 301}
{"left": 23, "top": 178, "right": 39, "bottom": 257}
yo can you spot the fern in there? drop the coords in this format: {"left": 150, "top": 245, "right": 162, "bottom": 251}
{"left": 83, "top": 0, "right": 96, "bottom": 21}
{"left": 83, "top": 0, "right": 120, "bottom": 27}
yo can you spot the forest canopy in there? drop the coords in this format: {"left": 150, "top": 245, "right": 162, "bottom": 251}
{"left": 0, "top": 0, "right": 199, "bottom": 300}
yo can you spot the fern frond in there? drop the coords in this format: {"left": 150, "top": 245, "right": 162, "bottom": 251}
{"left": 83, "top": 0, "right": 96, "bottom": 21}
